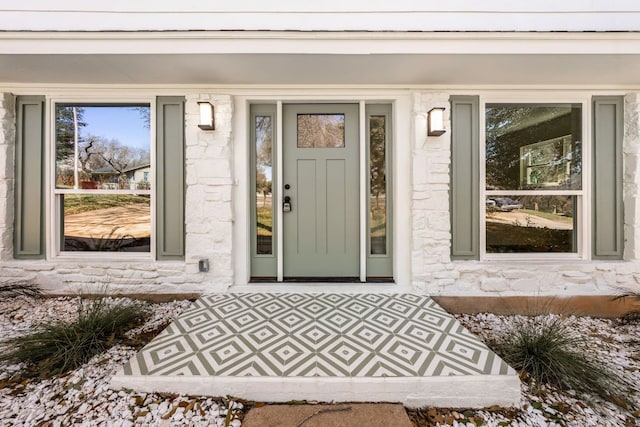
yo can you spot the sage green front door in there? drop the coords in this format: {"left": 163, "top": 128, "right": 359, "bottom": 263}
{"left": 283, "top": 104, "right": 359, "bottom": 278}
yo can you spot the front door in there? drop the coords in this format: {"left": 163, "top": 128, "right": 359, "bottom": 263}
{"left": 282, "top": 104, "right": 359, "bottom": 278}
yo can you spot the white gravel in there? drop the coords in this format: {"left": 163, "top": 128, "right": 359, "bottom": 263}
{"left": 1, "top": 296, "right": 638, "bottom": 426}
{"left": 0, "top": 297, "right": 245, "bottom": 427}
{"left": 457, "top": 313, "right": 640, "bottom": 427}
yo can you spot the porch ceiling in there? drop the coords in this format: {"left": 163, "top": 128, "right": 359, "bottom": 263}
{"left": 1, "top": 52, "right": 640, "bottom": 86}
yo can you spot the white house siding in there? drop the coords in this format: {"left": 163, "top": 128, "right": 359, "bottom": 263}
{"left": 2, "top": 1, "right": 640, "bottom": 31}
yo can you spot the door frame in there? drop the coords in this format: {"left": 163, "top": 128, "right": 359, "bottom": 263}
{"left": 235, "top": 92, "right": 411, "bottom": 287}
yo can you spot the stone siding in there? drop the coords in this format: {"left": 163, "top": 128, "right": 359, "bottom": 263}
{"left": 0, "top": 92, "right": 234, "bottom": 295}
{"left": 184, "top": 94, "right": 234, "bottom": 291}
{"left": 0, "top": 93, "right": 15, "bottom": 262}
{"left": 410, "top": 91, "right": 640, "bottom": 296}
{"left": 1, "top": 90, "right": 639, "bottom": 296}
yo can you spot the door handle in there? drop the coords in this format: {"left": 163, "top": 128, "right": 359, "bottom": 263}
{"left": 283, "top": 196, "right": 292, "bottom": 212}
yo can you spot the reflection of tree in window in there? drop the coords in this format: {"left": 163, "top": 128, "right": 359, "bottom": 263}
{"left": 297, "top": 114, "right": 345, "bottom": 148}
{"left": 55, "top": 106, "right": 86, "bottom": 163}
{"left": 485, "top": 103, "right": 582, "bottom": 254}
{"left": 370, "top": 116, "right": 386, "bottom": 255}
{"left": 255, "top": 116, "right": 273, "bottom": 255}
{"left": 485, "top": 104, "right": 581, "bottom": 191}
{"left": 55, "top": 106, "right": 151, "bottom": 190}
{"left": 54, "top": 105, "right": 152, "bottom": 252}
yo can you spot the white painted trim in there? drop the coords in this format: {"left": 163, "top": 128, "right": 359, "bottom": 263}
{"left": 4, "top": 3, "right": 640, "bottom": 33}
{"left": 3, "top": 31, "right": 640, "bottom": 55}
{"left": 359, "top": 100, "right": 367, "bottom": 282}
{"left": 582, "top": 99, "right": 592, "bottom": 260}
{"left": 54, "top": 189, "right": 151, "bottom": 195}
{"left": 393, "top": 97, "right": 412, "bottom": 286}
{"left": 10, "top": 1, "right": 640, "bottom": 13}
{"left": 232, "top": 98, "right": 250, "bottom": 285}
{"left": 276, "top": 101, "right": 284, "bottom": 282}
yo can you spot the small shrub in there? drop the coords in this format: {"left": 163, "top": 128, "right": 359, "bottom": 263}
{"left": 0, "top": 297, "right": 148, "bottom": 376}
{"left": 0, "top": 281, "right": 42, "bottom": 299}
{"left": 491, "top": 316, "right": 632, "bottom": 406}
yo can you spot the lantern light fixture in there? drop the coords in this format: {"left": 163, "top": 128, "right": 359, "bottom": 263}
{"left": 197, "top": 101, "right": 215, "bottom": 130}
{"left": 427, "top": 107, "right": 446, "bottom": 136}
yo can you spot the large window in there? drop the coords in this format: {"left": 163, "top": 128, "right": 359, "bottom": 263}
{"left": 484, "top": 103, "right": 582, "bottom": 254}
{"left": 54, "top": 104, "right": 152, "bottom": 253}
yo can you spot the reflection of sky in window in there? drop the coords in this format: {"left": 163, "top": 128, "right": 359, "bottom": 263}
{"left": 81, "top": 107, "right": 150, "bottom": 149}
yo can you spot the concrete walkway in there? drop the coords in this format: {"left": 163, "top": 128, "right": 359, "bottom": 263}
{"left": 243, "top": 404, "right": 413, "bottom": 427}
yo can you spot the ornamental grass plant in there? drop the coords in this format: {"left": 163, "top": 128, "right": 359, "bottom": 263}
{"left": 0, "top": 296, "right": 148, "bottom": 377}
{"left": 0, "top": 281, "right": 42, "bottom": 299}
{"left": 491, "top": 315, "right": 634, "bottom": 408}
{"left": 613, "top": 287, "right": 640, "bottom": 324}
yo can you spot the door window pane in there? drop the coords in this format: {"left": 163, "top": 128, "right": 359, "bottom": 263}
{"left": 256, "top": 116, "right": 273, "bottom": 255}
{"left": 370, "top": 115, "right": 386, "bottom": 255}
{"left": 486, "top": 195, "right": 576, "bottom": 253}
{"left": 297, "top": 114, "right": 345, "bottom": 148}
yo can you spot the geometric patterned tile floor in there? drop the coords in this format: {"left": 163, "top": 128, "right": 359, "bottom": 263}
{"left": 111, "top": 293, "right": 521, "bottom": 408}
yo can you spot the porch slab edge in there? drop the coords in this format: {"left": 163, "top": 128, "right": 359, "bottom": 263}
{"left": 110, "top": 373, "right": 521, "bottom": 409}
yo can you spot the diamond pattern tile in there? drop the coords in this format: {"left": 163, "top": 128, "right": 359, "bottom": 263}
{"left": 118, "top": 293, "right": 515, "bottom": 380}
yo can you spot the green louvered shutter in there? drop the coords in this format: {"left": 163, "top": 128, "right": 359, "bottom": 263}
{"left": 14, "top": 96, "right": 45, "bottom": 259}
{"left": 592, "top": 96, "right": 623, "bottom": 260}
{"left": 450, "top": 96, "right": 479, "bottom": 260}
{"left": 156, "top": 97, "right": 185, "bottom": 260}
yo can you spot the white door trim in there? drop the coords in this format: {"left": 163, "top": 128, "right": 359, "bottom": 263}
{"left": 233, "top": 92, "right": 412, "bottom": 290}
{"left": 359, "top": 100, "right": 367, "bottom": 282}
{"left": 276, "top": 101, "right": 284, "bottom": 282}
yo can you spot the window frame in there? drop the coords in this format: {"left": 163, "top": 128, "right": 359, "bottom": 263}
{"left": 479, "top": 95, "right": 591, "bottom": 261}
{"left": 47, "top": 97, "right": 156, "bottom": 260}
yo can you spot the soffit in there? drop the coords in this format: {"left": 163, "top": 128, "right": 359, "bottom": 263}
{"left": 1, "top": 53, "right": 640, "bottom": 86}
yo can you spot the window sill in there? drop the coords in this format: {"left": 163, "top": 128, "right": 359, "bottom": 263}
{"left": 52, "top": 252, "right": 154, "bottom": 263}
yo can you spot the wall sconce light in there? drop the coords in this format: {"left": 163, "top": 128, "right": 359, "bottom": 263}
{"left": 197, "top": 101, "right": 215, "bottom": 130}
{"left": 427, "top": 107, "right": 446, "bottom": 136}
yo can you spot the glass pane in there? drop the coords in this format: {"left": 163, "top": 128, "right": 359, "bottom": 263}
{"left": 486, "top": 104, "right": 582, "bottom": 191}
{"left": 370, "top": 115, "right": 386, "bottom": 255}
{"left": 297, "top": 114, "right": 345, "bottom": 148}
{"left": 255, "top": 116, "right": 273, "bottom": 255}
{"left": 55, "top": 105, "right": 151, "bottom": 190}
{"left": 486, "top": 195, "right": 576, "bottom": 253}
{"left": 62, "top": 194, "right": 151, "bottom": 252}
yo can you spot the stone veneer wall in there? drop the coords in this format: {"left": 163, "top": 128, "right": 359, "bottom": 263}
{"left": 184, "top": 94, "right": 234, "bottom": 291}
{"left": 0, "top": 93, "right": 233, "bottom": 295}
{"left": 411, "top": 92, "right": 640, "bottom": 296}
{"left": 0, "top": 93, "right": 15, "bottom": 262}
{"left": 1, "top": 91, "right": 639, "bottom": 296}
